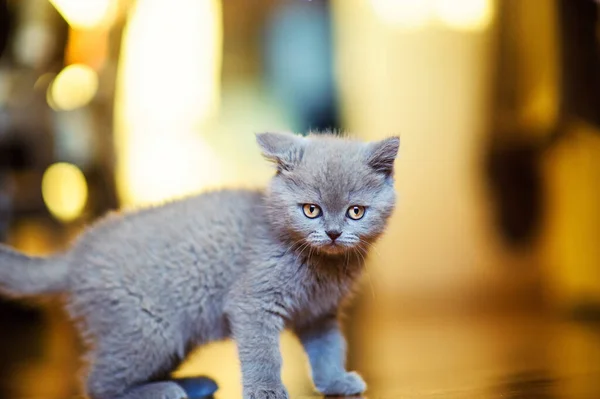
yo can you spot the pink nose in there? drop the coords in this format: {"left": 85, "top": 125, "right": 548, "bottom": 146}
{"left": 326, "top": 231, "right": 342, "bottom": 241}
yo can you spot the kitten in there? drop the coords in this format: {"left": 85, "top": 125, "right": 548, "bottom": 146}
{"left": 0, "top": 132, "right": 399, "bottom": 399}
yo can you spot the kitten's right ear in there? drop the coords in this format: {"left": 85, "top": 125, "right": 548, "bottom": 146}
{"left": 366, "top": 136, "right": 400, "bottom": 176}
{"left": 256, "top": 132, "right": 305, "bottom": 172}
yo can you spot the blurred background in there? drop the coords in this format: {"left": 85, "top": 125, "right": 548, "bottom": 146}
{"left": 0, "top": 0, "right": 599, "bottom": 398}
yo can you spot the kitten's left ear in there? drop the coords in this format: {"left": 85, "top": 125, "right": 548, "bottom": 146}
{"left": 366, "top": 136, "right": 400, "bottom": 175}
{"left": 256, "top": 132, "right": 306, "bottom": 172}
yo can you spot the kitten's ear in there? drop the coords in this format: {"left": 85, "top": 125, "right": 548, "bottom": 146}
{"left": 366, "top": 136, "right": 400, "bottom": 175}
{"left": 256, "top": 132, "right": 306, "bottom": 172}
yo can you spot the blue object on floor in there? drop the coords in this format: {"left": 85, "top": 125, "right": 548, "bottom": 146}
{"left": 172, "top": 376, "right": 219, "bottom": 399}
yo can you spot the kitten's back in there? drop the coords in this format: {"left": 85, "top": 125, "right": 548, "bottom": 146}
{"left": 69, "top": 188, "right": 267, "bottom": 276}
{"left": 65, "top": 188, "right": 269, "bottom": 339}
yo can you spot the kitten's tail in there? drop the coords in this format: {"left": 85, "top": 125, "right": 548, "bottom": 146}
{"left": 0, "top": 244, "right": 69, "bottom": 298}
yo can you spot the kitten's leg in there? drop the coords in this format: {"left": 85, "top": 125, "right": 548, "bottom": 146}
{"left": 86, "top": 336, "right": 187, "bottom": 399}
{"left": 294, "top": 314, "right": 366, "bottom": 396}
{"left": 88, "top": 365, "right": 218, "bottom": 399}
{"left": 229, "top": 306, "right": 288, "bottom": 399}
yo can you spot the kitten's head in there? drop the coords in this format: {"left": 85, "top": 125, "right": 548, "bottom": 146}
{"left": 257, "top": 131, "right": 399, "bottom": 256}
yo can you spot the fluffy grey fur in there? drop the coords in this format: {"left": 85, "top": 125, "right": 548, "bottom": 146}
{"left": 0, "top": 132, "right": 399, "bottom": 399}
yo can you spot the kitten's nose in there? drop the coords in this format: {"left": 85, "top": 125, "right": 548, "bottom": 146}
{"left": 326, "top": 230, "right": 342, "bottom": 242}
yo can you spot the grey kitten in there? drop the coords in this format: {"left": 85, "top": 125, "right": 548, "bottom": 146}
{"left": 0, "top": 132, "right": 399, "bottom": 399}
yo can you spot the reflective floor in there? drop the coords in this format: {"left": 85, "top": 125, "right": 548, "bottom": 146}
{"left": 350, "top": 304, "right": 600, "bottom": 399}
{"left": 0, "top": 298, "right": 599, "bottom": 399}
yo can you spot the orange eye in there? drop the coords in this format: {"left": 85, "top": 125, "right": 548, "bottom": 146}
{"left": 303, "top": 204, "right": 322, "bottom": 219}
{"left": 347, "top": 206, "right": 365, "bottom": 220}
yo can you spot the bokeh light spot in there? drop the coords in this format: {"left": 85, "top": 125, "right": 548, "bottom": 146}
{"left": 433, "top": 0, "right": 495, "bottom": 31}
{"left": 48, "top": 64, "right": 98, "bottom": 111}
{"left": 42, "top": 162, "right": 88, "bottom": 222}
{"left": 369, "top": 0, "right": 432, "bottom": 29}
{"left": 49, "top": 0, "right": 116, "bottom": 29}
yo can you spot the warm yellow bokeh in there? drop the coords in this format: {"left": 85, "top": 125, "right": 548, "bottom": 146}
{"left": 333, "top": 0, "right": 498, "bottom": 301}
{"left": 48, "top": 64, "right": 99, "bottom": 111}
{"left": 48, "top": 0, "right": 117, "bottom": 29}
{"left": 433, "top": 0, "right": 495, "bottom": 32}
{"left": 41, "top": 163, "right": 88, "bottom": 222}
{"left": 368, "top": 0, "right": 495, "bottom": 31}
{"left": 369, "top": 0, "right": 431, "bottom": 29}
{"left": 114, "top": 0, "right": 223, "bottom": 206}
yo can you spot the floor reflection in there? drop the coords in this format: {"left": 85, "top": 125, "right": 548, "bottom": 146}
{"left": 1, "top": 298, "right": 600, "bottom": 399}
{"left": 495, "top": 371, "right": 557, "bottom": 399}
{"left": 351, "top": 302, "right": 600, "bottom": 399}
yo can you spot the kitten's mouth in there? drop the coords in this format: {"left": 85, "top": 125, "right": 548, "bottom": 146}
{"left": 304, "top": 234, "right": 358, "bottom": 255}
{"left": 317, "top": 241, "right": 350, "bottom": 255}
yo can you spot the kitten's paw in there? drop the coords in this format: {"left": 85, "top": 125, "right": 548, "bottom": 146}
{"left": 243, "top": 385, "right": 289, "bottom": 399}
{"left": 316, "top": 371, "right": 367, "bottom": 396}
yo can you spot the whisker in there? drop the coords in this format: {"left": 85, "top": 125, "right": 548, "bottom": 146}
{"left": 355, "top": 247, "right": 366, "bottom": 264}
{"left": 283, "top": 239, "right": 304, "bottom": 258}
{"left": 358, "top": 238, "right": 382, "bottom": 260}
{"left": 343, "top": 249, "right": 349, "bottom": 277}
{"left": 352, "top": 248, "right": 375, "bottom": 299}
{"left": 296, "top": 241, "right": 312, "bottom": 261}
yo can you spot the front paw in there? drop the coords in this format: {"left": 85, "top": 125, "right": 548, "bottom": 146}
{"left": 316, "top": 371, "right": 367, "bottom": 396}
{"left": 243, "top": 385, "right": 289, "bottom": 399}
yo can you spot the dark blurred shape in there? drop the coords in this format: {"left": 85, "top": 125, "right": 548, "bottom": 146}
{"left": 487, "top": 0, "right": 600, "bottom": 249}
{"left": 0, "top": 298, "right": 45, "bottom": 398}
{"left": 487, "top": 141, "right": 543, "bottom": 248}
{"left": 0, "top": 173, "right": 11, "bottom": 242}
{"left": 485, "top": 0, "right": 555, "bottom": 250}
{"left": 557, "top": 0, "right": 600, "bottom": 129}
{"left": 568, "top": 301, "right": 600, "bottom": 324}
{"left": 0, "top": 0, "right": 13, "bottom": 243}
{"left": 0, "top": 0, "right": 9, "bottom": 58}
{"left": 0, "top": 134, "right": 34, "bottom": 170}
{"left": 85, "top": 164, "right": 119, "bottom": 219}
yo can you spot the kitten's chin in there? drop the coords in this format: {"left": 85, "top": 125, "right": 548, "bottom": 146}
{"left": 314, "top": 243, "right": 352, "bottom": 256}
